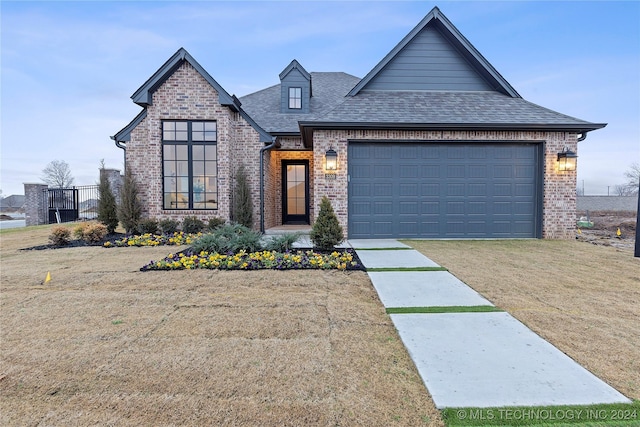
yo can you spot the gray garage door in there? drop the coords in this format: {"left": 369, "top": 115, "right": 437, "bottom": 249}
{"left": 348, "top": 142, "right": 541, "bottom": 239}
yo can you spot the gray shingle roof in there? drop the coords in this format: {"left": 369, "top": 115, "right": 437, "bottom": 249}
{"left": 239, "top": 72, "right": 361, "bottom": 134}
{"left": 306, "top": 91, "right": 605, "bottom": 132}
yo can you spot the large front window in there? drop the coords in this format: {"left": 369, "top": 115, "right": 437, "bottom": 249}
{"left": 162, "top": 120, "right": 217, "bottom": 210}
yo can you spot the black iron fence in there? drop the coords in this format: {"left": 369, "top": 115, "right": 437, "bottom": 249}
{"left": 42, "top": 185, "right": 100, "bottom": 224}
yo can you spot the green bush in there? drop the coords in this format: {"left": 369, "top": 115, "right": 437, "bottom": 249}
{"left": 49, "top": 226, "right": 71, "bottom": 246}
{"left": 159, "top": 218, "right": 180, "bottom": 235}
{"left": 181, "top": 216, "right": 205, "bottom": 234}
{"left": 263, "top": 233, "right": 300, "bottom": 252}
{"left": 207, "top": 216, "right": 226, "bottom": 231}
{"left": 118, "top": 168, "right": 142, "bottom": 235}
{"left": 310, "top": 196, "right": 344, "bottom": 251}
{"left": 97, "top": 170, "right": 118, "bottom": 234}
{"left": 192, "top": 223, "right": 263, "bottom": 254}
{"left": 232, "top": 164, "right": 253, "bottom": 228}
{"left": 137, "top": 218, "right": 159, "bottom": 235}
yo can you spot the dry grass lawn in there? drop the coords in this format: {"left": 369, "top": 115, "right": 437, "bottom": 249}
{"left": 405, "top": 239, "right": 640, "bottom": 401}
{"left": 0, "top": 225, "right": 442, "bottom": 426}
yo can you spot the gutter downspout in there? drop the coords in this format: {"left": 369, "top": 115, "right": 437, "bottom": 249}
{"left": 110, "top": 136, "right": 127, "bottom": 168}
{"left": 259, "top": 137, "right": 277, "bottom": 233}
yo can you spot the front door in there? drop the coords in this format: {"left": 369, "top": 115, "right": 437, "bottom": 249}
{"left": 282, "top": 160, "right": 310, "bottom": 224}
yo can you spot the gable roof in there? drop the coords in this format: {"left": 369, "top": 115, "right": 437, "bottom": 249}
{"left": 348, "top": 6, "right": 519, "bottom": 97}
{"left": 114, "top": 48, "right": 272, "bottom": 144}
{"left": 279, "top": 59, "right": 311, "bottom": 82}
{"left": 131, "top": 47, "right": 239, "bottom": 108}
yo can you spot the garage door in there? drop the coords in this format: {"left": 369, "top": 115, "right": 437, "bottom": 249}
{"left": 348, "top": 142, "right": 541, "bottom": 239}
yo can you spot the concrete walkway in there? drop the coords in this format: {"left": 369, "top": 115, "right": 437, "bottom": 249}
{"left": 350, "top": 239, "right": 631, "bottom": 409}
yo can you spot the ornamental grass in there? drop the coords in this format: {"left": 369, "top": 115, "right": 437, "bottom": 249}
{"left": 141, "top": 249, "right": 361, "bottom": 271}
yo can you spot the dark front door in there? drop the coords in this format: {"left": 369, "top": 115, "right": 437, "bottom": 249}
{"left": 282, "top": 160, "right": 310, "bottom": 224}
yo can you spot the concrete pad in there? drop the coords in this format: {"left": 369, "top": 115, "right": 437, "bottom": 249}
{"left": 390, "top": 312, "right": 630, "bottom": 408}
{"left": 348, "top": 239, "right": 411, "bottom": 249}
{"left": 369, "top": 271, "right": 493, "bottom": 307}
{"left": 355, "top": 249, "right": 440, "bottom": 269}
{"left": 288, "top": 236, "right": 350, "bottom": 249}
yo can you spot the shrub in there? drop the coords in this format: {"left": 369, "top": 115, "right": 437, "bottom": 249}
{"left": 98, "top": 170, "right": 119, "bottom": 234}
{"left": 310, "top": 196, "right": 343, "bottom": 250}
{"left": 159, "top": 218, "right": 180, "bottom": 235}
{"left": 191, "top": 223, "right": 263, "bottom": 254}
{"left": 49, "top": 226, "right": 71, "bottom": 246}
{"left": 207, "top": 216, "right": 226, "bottom": 231}
{"left": 263, "top": 233, "right": 300, "bottom": 252}
{"left": 181, "top": 216, "right": 205, "bottom": 234}
{"left": 137, "top": 218, "right": 159, "bottom": 235}
{"left": 73, "top": 222, "right": 89, "bottom": 240}
{"left": 232, "top": 164, "right": 253, "bottom": 228}
{"left": 118, "top": 167, "right": 142, "bottom": 234}
{"left": 73, "top": 221, "right": 108, "bottom": 243}
{"left": 79, "top": 222, "right": 108, "bottom": 243}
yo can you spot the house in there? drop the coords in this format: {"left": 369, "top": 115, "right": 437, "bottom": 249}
{"left": 0, "top": 195, "right": 25, "bottom": 213}
{"left": 112, "top": 7, "right": 605, "bottom": 239}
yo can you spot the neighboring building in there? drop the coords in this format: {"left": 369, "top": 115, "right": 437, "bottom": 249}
{"left": 112, "top": 7, "right": 605, "bottom": 239}
{"left": 0, "top": 195, "right": 25, "bottom": 213}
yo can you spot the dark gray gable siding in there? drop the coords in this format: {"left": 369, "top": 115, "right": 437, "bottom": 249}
{"left": 363, "top": 25, "right": 493, "bottom": 92}
{"left": 280, "top": 66, "right": 311, "bottom": 114}
{"left": 349, "top": 7, "right": 520, "bottom": 97}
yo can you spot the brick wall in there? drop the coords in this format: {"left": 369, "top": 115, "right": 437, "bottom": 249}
{"left": 312, "top": 129, "right": 579, "bottom": 239}
{"left": 126, "top": 62, "right": 263, "bottom": 228}
{"left": 23, "top": 183, "right": 48, "bottom": 226}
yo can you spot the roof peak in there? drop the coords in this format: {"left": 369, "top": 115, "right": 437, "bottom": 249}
{"left": 279, "top": 59, "right": 311, "bottom": 81}
{"left": 348, "top": 7, "right": 520, "bottom": 98}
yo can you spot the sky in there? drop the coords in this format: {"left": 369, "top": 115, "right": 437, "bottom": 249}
{"left": 1, "top": 0, "right": 639, "bottom": 197}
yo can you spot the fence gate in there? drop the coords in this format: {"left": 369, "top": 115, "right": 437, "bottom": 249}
{"left": 46, "top": 188, "right": 79, "bottom": 224}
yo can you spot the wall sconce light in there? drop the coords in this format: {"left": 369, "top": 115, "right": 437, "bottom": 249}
{"left": 557, "top": 147, "right": 578, "bottom": 172}
{"left": 325, "top": 147, "right": 338, "bottom": 171}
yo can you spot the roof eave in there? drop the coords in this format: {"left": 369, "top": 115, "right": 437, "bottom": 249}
{"left": 111, "top": 109, "right": 148, "bottom": 145}
{"left": 299, "top": 121, "right": 607, "bottom": 133}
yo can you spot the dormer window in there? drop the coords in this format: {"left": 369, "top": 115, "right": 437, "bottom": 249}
{"left": 280, "top": 60, "right": 310, "bottom": 113}
{"left": 289, "top": 87, "right": 302, "bottom": 109}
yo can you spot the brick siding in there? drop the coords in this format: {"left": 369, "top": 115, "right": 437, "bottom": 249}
{"left": 312, "top": 129, "right": 579, "bottom": 239}
{"left": 127, "top": 62, "right": 262, "bottom": 228}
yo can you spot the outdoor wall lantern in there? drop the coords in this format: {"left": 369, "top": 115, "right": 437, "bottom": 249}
{"left": 325, "top": 147, "right": 338, "bottom": 171}
{"left": 557, "top": 147, "right": 578, "bottom": 172}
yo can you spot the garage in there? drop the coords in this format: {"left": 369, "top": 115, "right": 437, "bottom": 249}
{"left": 348, "top": 142, "right": 542, "bottom": 239}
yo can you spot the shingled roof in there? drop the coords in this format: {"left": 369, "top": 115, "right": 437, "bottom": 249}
{"left": 303, "top": 91, "right": 604, "bottom": 132}
{"left": 239, "top": 72, "right": 360, "bottom": 134}
{"left": 240, "top": 6, "right": 604, "bottom": 144}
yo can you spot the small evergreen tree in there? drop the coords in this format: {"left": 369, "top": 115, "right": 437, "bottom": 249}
{"left": 118, "top": 167, "right": 142, "bottom": 234}
{"left": 232, "top": 164, "right": 253, "bottom": 228}
{"left": 310, "top": 196, "right": 343, "bottom": 250}
{"left": 98, "top": 168, "right": 119, "bottom": 234}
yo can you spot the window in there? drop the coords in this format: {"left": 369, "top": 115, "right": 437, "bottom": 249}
{"left": 288, "top": 87, "right": 302, "bottom": 109}
{"left": 162, "top": 120, "right": 217, "bottom": 210}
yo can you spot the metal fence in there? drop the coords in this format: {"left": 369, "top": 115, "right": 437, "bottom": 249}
{"left": 42, "top": 185, "right": 100, "bottom": 224}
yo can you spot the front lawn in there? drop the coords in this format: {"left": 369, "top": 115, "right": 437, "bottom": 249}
{"left": 0, "top": 225, "right": 442, "bottom": 426}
